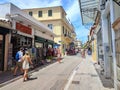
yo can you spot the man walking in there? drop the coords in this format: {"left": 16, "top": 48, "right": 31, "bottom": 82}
{"left": 13, "top": 47, "right": 24, "bottom": 76}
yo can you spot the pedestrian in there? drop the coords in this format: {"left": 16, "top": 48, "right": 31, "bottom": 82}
{"left": 57, "top": 47, "right": 61, "bottom": 63}
{"left": 82, "top": 49, "right": 86, "bottom": 58}
{"left": 43, "top": 47, "right": 47, "bottom": 60}
{"left": 13, "top": 47, "right": 24, "bottom": 76}
{"left": 22, "top": 51, "right": 33, "bottom": 82}
{"left": 54, "top": 48, "right": 57, "bottom": 57}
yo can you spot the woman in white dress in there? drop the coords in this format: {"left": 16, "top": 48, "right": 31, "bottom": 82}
{"left": 57, "top": 47, "right": 61, "bottom": 63}
{"left": 22, "top": 51, "right": 33, "bottom": 82}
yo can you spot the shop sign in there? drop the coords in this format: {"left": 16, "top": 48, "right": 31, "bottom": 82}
{"left": 16, "top": 22, "right": 32, "bottom": 35}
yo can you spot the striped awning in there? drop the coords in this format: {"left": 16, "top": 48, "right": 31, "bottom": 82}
{"left": 78, "top": 0, "right": 99, "bottom": 27}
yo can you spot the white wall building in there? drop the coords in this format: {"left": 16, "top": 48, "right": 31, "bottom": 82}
{"left": 100, "top": 0, "right": 120, "bottom": 90}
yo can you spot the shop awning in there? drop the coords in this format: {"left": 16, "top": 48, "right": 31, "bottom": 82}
{"left": 35, "top": 36, "right": 46, "bottom": 43}
{"left": 78, "top": 0, "right": 99, "bottom": 26}
{"left": 113, "top": 0, "right": 120, "bottom": 6}
{"left": 8, "top": 14, "right": 57, "bottom": 37}
{"left": 0, "top": 26, "right": 10, "bottom": 34}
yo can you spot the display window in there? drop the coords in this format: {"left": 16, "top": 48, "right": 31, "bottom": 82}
{"left": 35, "top": 42, "right": 43, "bottom": 48}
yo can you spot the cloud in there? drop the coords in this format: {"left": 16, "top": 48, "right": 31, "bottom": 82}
{"left": 64, "top": 0, "right": 89, "bottom": 43}
{"left": 76, "top": 26, "right": 89, "bottom": 41}
{"left": 0, "top": 0, "right": 62, "bottom": 9}
{"left": 0, "top": 0, "right": 89, "bottom": 43}
{"left": 66, "top": 0, "right": 81, "bottom": 22}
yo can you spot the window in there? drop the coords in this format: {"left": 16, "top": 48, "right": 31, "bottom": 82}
{"left": 63, "top": 26, "right": 64, "bottom": 34}
{"left": 48, "top": 10, "right": 52, "bottom": 16}
{"left": 29, "top": 11, "right": 33, "bottom": 16}
{"left": 48, "top": 24, "right": 53, "bottom": 30}
{"left": 62, "top": 12, "right": 64, "bottom": 18}
{"left": 65, "top": 29, "right": 67, "bottom": 34}
{"left": 38, "top": 11, "right": 42, "bottom": 17}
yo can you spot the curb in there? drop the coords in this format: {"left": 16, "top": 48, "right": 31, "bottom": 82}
{"left": 0, "top": 76, "right": 22, "bottom": 88}
{"left": 0, "top": 60, "right": 58, "bottom": 88}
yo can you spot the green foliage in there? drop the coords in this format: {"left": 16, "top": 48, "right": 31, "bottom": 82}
{"left": 47, "top": 56, "right": 53, "bottom": 60}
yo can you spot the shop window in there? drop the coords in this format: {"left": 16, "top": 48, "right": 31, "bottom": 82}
{"left": 48, "top": 10, "right": 52, "bottom": 16}
{"left": 35, "top": 42, "right": 43, "bottom": 48}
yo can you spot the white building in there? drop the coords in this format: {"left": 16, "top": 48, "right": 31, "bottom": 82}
{"left": 100, "top": 0, "right": 120, "bottom": 90}
{"left": 0, "top": 3, "right": 56, "bottom": 72}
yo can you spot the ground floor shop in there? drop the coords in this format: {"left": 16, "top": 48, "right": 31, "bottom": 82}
{"left": 0, "top": 26, "right": 11, "bottom": 72}
{"left": 11, "top": 34, "right": 32, "bottom": 58}
{"left": 33, "top": 36, "right": 54, "bottom": 65}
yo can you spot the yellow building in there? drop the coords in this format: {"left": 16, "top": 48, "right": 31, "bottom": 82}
{"left": 89, "top": 26, "right": 97, "bottom": 63}
{"left": 23, "top": 6, "right": 76, "bottom": 55}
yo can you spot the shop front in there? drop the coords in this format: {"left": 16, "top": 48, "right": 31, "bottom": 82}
{"left": 0, "top": 26, "right": 10, "bottom": 71}
{"left": 34, "top": 36, "right": 46, "bottom": 63}
{"left": 34, "top": 36, "right": 54, "bottom": 62}
{"left": 11, "top": 22, "right": 33, "bottom": 60}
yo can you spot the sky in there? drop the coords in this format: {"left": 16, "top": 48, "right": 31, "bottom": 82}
{"left": 0, "top": 0, "right": 90, "bottom": 43}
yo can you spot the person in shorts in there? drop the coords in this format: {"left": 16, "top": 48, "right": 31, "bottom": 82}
{"left": 13, "top": 48, "right": 24, "bottom": 76}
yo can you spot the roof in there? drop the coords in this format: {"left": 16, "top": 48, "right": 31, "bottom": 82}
{"left": 0, "top": 18, "right": 12, "bottom": 29}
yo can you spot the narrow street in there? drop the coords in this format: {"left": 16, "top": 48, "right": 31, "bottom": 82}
{"left": 0, "top": 54, "right": 114, "bottom": 90}
{"left": 0, "top": 54, "right": 82, "bottom": 90}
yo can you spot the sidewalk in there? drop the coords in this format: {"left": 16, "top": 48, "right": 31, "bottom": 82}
{"left": 67, "top": 55, "right": 115, "bottom": 90}
{"left": 0, "top": 70, "right": 23, "bottom": 87}
{"left": 0, "top": 59, "right": 57, "bottom": 88}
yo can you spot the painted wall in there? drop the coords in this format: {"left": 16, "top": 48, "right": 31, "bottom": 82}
{"left": 23, "top": 6, "right": 63, "bottom": 21}
{"left": 92, "top": 39, "right": 97, "bottom": 62}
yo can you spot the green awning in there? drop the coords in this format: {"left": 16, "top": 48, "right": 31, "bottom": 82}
{"left": 47, "top": 40, "right": 54, "bottom": 45}
{"left": 0, "top": 26, "right": 10, "bottom": 34}
{"left": 35, "top": 36, "right": 46, "bottom": 43}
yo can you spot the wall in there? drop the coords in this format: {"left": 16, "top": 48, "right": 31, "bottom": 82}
{"left": 24, "top": 7, "right": 62, "bottom": 21}
{"left": 114, "top": 3, "right": 120, "bottom": 20}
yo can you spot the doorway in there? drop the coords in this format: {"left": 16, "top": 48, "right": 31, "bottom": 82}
{"left": 0, "top": 35, "right": 4, "bottom": 71}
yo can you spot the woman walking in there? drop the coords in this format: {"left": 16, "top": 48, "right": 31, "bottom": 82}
{"left": 57, "top": 47, "right": 61, "bottom": 63}
{"left": 22, "top": 51, "right": 33, "bottom": 82}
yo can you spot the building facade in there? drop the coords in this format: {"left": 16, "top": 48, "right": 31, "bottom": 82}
{"left": 0, "top": 19, "right": 12, "bottom": 72}
{"left": 0, "top": 3, "right": 56, "bottom": 72}
{"left": 23, "top": 6, "right": 76, "bottom": 55}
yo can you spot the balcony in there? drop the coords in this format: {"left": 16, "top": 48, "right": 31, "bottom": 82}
{"left": 64, "top": 34, "right": 72, "bottom": 42}
{"left": 62, "top": 17, "right": 74, "bottom": 31}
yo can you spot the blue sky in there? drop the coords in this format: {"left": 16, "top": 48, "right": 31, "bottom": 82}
{"left": 0, "top": 0, "right": 89, "bottom": 43}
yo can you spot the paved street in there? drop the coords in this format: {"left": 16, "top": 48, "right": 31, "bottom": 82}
{"left": 65, "top": 55, "right": 114, "bottom": 90}
{"left": 0, "top": 54, "right": 115, "bottom": 90}
{"left": 0, "top": 54, "right": 81, "bottom": 90}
